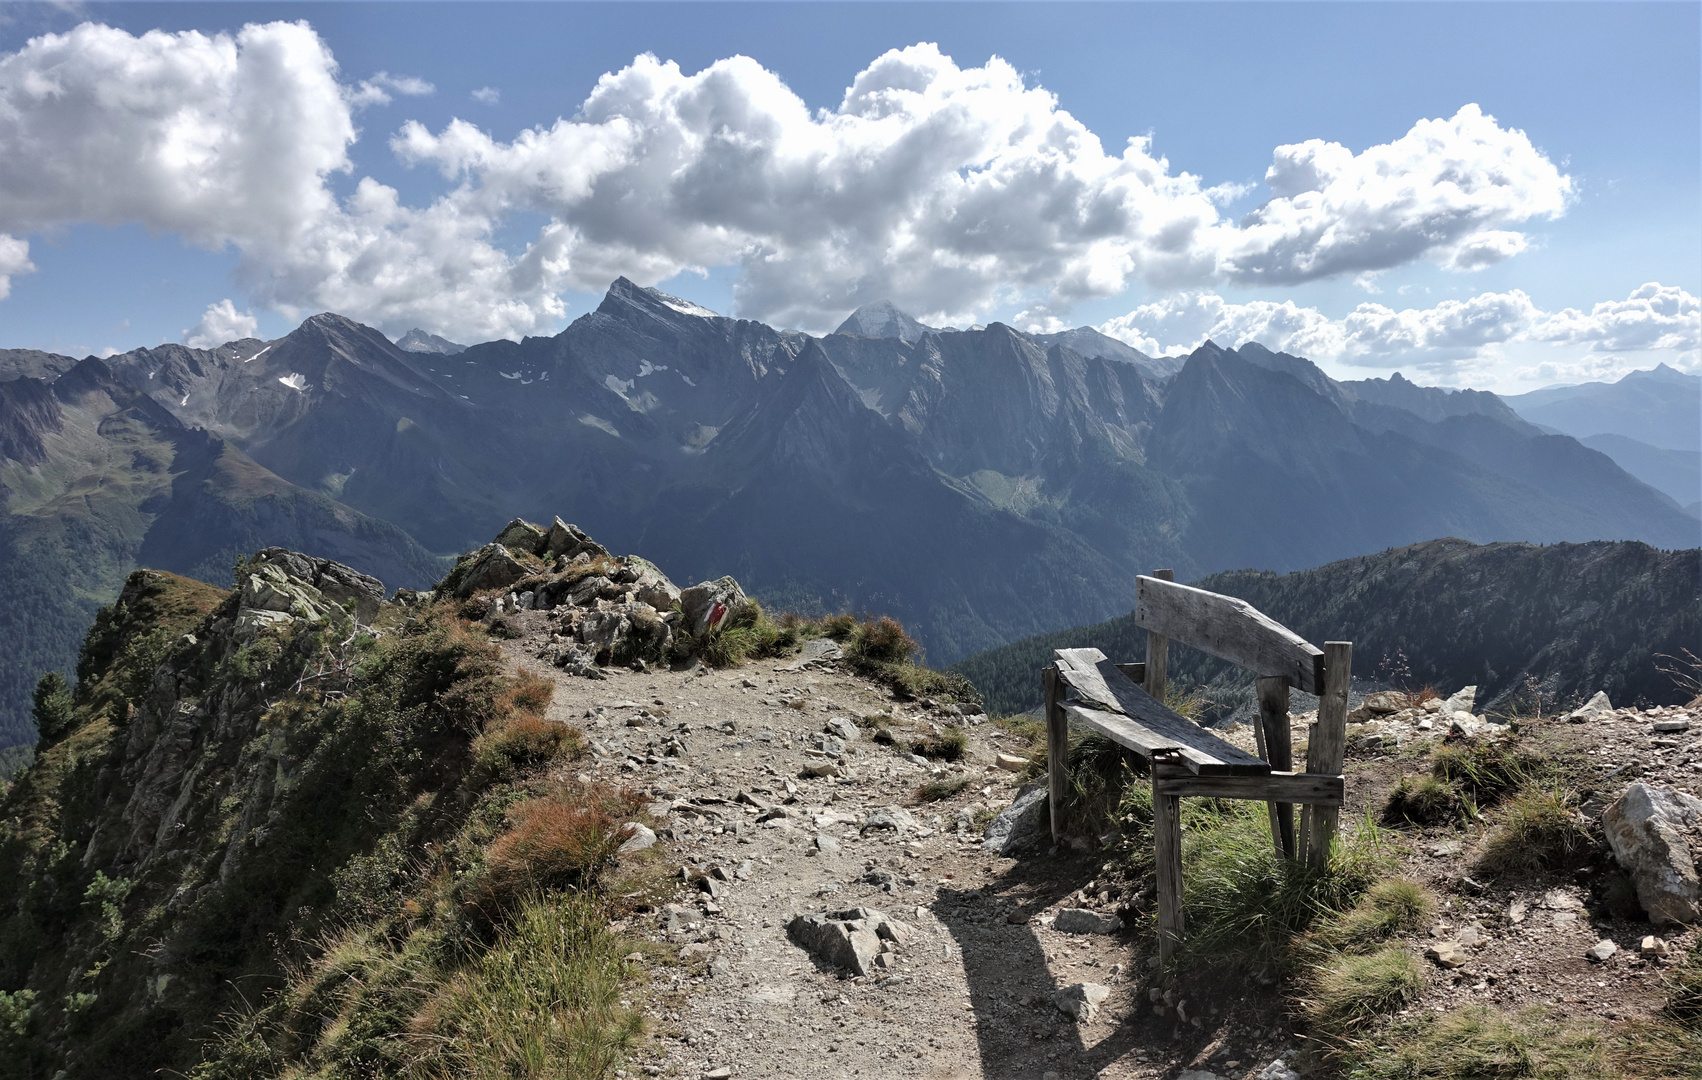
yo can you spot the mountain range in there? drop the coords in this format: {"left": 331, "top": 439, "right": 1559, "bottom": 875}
{"left": 1, "top": 280, "right": 1695, "bottom": 746}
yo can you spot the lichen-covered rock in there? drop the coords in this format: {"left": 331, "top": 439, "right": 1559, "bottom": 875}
{"left": 540, "top": 516, "right": 607, "bottom": 561}
{"left": 625, "top": 555, "right": 681, "bottom": 611}
{"left": 494, "top": 517, "right": 547, "bottom": 554}
{"left": 239, "top": 564, "right": 335, "bottom": 623}
{"left": 1603, "top": 782, "right": 1702, "bottom": 926}
{"left": 249, "top": 548, "right": 385, "bottom": 623}
{"left": 452, "top": 544, "right": 529, "bottom": 598}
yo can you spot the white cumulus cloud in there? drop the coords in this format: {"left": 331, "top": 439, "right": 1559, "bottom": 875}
{"left": 471, "top": 86, "right": 499, "bottom": 105}
{"left": 1097, "top": 282, "right": 1698, "bottom": 375}
{"left": 183, "top": 298, "right": 259, "bottom": 348}
{"left": 0, "top": 234, "right": 32, "bottom": 299}
{"left": 0, "top": 25, "right": 1578, "bottom": 338}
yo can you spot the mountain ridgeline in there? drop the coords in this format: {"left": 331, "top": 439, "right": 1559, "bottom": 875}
{"left": 952, "top": 538, "right": 1702, "bottom": 720}
{"left": 1, "top": 281, "right": 1696, "bottom": 747}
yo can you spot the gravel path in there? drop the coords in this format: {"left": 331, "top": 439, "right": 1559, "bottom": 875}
{"left": 496, "top": 624, "right": 1196, "bottom": 1080}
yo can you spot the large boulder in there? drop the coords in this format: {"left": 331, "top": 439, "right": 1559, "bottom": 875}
{"left": 1443, "top": 686, "right": 1477, "bottom": 714}
{"left": 239, "top": 564, "right": 335, "bottom": 623}
{"left": 249, "top": 548, "right": 385, "bottom": 623}
{"left": 541, "top": 516, "right": 608, "bottom": 562}
{"left": 1602, "top": 782, "right": 1702, "bottom": 926}
{"left": 494, "top": 517, "right": 547, "bottom": 554}
{"left": 983, "top": 784, "right": 1048, "bottom": 855}
{"left": 624, "top": 555, "right": 681, "bottom": 611}
{"left": 679, "top": 576, "right": 749, "bottom": 638}
{"left": 452, "top": 544, "right": 530, "bottom": 598}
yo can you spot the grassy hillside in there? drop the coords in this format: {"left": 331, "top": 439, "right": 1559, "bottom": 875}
{"left": 0, "top": 569, "right": 649, "bottom": 1079}
{"left": 953, "top": 538, "right": 1702, "bottom": 719}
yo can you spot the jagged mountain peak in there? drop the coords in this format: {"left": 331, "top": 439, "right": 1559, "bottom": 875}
{"left": 597, "top": 277, "right": 722, "bottom": 322}
{"left": 834, "top": 300, "right": 934, "bottom": 343}
{"left": 395, "top": 328, "right": 467, "bottom": 355}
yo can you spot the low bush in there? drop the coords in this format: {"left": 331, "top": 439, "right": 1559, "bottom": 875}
{"left": 471, "top": 715, "right": 585, "bottom": 787}
{"left": 848, "top": 616, "right": 916, "bottom": 664}
{"left": 1383, "top": 775, "right": 1466, "bottom": 826}
{"left": 1477, "top": 787, "right": 1595, "bottom": 876}
{"left": 914, "top": 777, "right": 969, "bottom": 803}
{"left": 911, "top": 727, "right": 967, "bottom": 762}
{"left": 1305, "top": 946, "right": 1425, "bottom": 1033}
{"left": 474, "top": 785, "right": 643, "bottom": 911}
{"left": 1342, "top": 1005, "right": 1615, "bottom": 1080}
{"left": 1432, "top": 738, "right": 1537, "bottom": 805}
{"left": 1310, "top": 878, "right": 1435, "bottom": 954}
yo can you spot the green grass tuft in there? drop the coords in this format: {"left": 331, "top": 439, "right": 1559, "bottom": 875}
{"left": 1306, "top": 946, "right": 1426, "bottom": 1033}
{"left": 1341, "top": 1005, "right": 1615, "bottom": 1080}
{"left": 1383, "top": 774, "right": 1466, "bottom": 826}
{"left": 1476, "top": 786, "right": 1595, "bottom": 876}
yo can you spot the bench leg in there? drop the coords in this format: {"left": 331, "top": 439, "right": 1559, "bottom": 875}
{"left": 1154, "top": 780, "right": 1184, "bottom": 964}
{"left": 1044, "top": 665, "right": 1067, "bottom": 846}
{"left": 1256, "top": 675, "right": 1296, "bottom": 859}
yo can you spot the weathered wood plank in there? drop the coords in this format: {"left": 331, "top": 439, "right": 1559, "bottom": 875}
{"left": 1054, "top": 648, "right": 1270, "bottom": 775}
{"left": 1144, "top": 568, "right": 1174, "bottom": 701}
{"left": 1044, "top": 665, "right": 1068, "bottom": 845}
{"left": 1153, "top": 784, "right": 1184, "bottom": 964}
{"left": 1304, "top": 641, "right": 1352, "bottom": 868}
{"left": 1153, "top": 765, "right": 1343, "bottom": 805}
{"left": 1135, "top": 575, "right": 1324, "bottom": 694}
{"left": 1257, "top": 675, "right": 1297, "bottom": 859}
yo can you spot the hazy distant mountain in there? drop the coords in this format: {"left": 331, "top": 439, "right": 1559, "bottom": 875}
{"left": 834, "top": 300, "right": 936, "bottom": 343}
{"left": 1503, "top": 363, "right": 1700, "bottom": 452}
{"left": 1027, "top": 326, "right": 1183, "bottom": 379}
{"left": 1342, "top": 370, "right": 1529, "bottom": 427}
{"left": 953, "top": 537, "right": 1702, "bottom": 719}
{"left": 394, "top": 328, "right": 468, "bottom": 354}
{"left": 1579, "top": 433, "right": 1700, "bottom": 511}
{"left": 3, "top": 279, "right": 1695, "bottom": 746}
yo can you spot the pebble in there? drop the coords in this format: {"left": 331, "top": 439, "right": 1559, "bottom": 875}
{"left": 1425, "top": 942, "right": 1467, "bottom": 968}
{"left": 1653, "top": 719, "right": 1691, "bottom": 733}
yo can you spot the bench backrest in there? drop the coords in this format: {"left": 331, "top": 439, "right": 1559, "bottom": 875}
{"left": 1134, "top": 574, "right": 1324, "bottom": 693}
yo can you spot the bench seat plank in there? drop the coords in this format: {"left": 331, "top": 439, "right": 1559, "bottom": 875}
{"left": 1054, "top": 647, "right": 1271, "bottom": 776}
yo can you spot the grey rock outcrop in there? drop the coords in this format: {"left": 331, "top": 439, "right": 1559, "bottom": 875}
{"left": 982, "top": 784, "right": 1048, "bottom": 855}
{"left": 541, "top": 517, "right": 608, "bottom": 562}
{"left": 1602, "top": 782, "right": 1702, "bottom": 926}
{"left": 680, "top": 576, "right": 749, "bottom": 638}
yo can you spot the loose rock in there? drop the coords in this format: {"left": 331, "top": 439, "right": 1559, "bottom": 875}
{"left": 1602, "top": 782, "right": 1702, "bottom": 926}
{"left": 1053, "top": 908, "right": 1124, "bottom": 935}
{"left": 1052, "top": 982, "right": 1110, "bottom": 1022}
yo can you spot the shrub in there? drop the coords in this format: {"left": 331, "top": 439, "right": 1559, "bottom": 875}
{"left": 1432, "top": 739, "right": 1536, "bottom": 805}
{"left": 850, "top": 617, "right": 916, "bottom": 664}
{"left": 29, "top": 672, "right": 73, "bottom": 744}
{"left": 471, "top": 715, "right": 584, "bottom": 787}
{"left": 914, "top": 777, "right": 969, "bottom": 803}
{"left": 475, "top": 786, "right": 642, "bottom": 910}
{"left": 1305, "top": 947, "right": 1425, "bottom": 1033}
{"left": 911, "top": 727, "right": 967, "bottom": 762}
{"left": 1477, "top": 787, "right": 1596, "bottom": 876}
{"left": 1383, "top": 775, "right": 1466, "bottom": 826}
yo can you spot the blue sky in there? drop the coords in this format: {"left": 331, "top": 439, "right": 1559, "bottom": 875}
{"left": 0, "top": 2, "right": 1696, "bottom": 391}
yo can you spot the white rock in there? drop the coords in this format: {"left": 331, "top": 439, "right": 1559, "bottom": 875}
{"left": 1569, "top": 690, "right": 1614, "bottom": 722}
{"left": 1443, "top": 685, "right": 1477, "bottom": 714}
{"left": 617, "top": 822, "right": 658, "bottom": 854}
{"left": 994, "top": 752, "right": 1029, "bottom": 772}
{"left": 1602, "top": 783, "right": 1702, "bottom": 926}
{"left": 1256, "top": 1062, "right": 1300, "bottom": 1080}
{"left": 1586, "top": 939, "right": 1618, "bottom": 962}
{"left": 982, "top": 785, "right": 1048, "bottom": 855}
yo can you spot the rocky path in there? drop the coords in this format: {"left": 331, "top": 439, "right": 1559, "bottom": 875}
{"left": 494, "top": 625, "right": 1236, "bottom": 1080}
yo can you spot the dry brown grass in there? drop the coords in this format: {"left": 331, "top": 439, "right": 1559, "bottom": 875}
{"left": 476, "top": 784, "right": 644, "bottom": 911}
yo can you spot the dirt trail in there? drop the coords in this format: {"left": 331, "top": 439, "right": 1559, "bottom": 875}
{"left": 495, "top": 628, "right": 1256, "bottom": 1080}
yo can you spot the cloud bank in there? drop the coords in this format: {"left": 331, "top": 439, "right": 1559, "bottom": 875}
{"left": 0, "top": 21, "right": 1580, "bottom": 340}
{"left": 1096, "top": 282, "right": 1701, "bottom": 377}
{"left": 184, "top": 299, "right": 259, "bottom": 348}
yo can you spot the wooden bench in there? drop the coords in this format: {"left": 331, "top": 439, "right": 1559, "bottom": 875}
{"left": 1043, "top": 570, "right": 1351, "bottom": 962}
